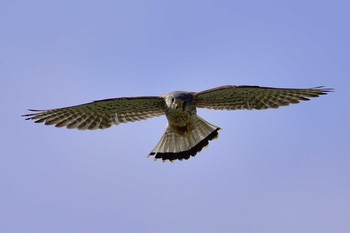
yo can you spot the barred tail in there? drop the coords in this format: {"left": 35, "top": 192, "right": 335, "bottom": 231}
{"left": 148, "top": 116, "right": 221, "bottom": 162}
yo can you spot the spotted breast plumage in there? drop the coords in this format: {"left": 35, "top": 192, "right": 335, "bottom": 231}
{"left": 23, "top": 85, "right": 332, "bottom": 162}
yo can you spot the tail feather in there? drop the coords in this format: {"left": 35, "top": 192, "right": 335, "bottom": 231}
{"left": 148, "top": 116, "right": 221, "bottom": 162}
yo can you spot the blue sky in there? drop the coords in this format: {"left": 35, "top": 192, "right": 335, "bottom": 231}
{"left": 1, "top": 0, "right": 349, "bottom": 232}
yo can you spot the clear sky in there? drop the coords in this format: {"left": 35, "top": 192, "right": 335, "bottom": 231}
{"left": 1, "top": 1, "right": 349, "bottom": 233}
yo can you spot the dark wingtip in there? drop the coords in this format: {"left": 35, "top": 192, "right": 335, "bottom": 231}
{"left": 22, "top": 109, "right": 44, "bottom": 119}
{"left": 314, "top": 86, "right": 334, "bottom": 94}
{"left": 150, "top": 128, "right": 221, "bottom": 162}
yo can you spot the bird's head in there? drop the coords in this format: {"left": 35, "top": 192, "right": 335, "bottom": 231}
{"left": 165, "top": 92, "right": 194, "bottom": 112}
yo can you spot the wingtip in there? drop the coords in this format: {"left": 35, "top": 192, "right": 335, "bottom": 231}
{"left": 315, "top": 86, "right": 334, "bottom": 93}
{"left": 21, "top": 109, "right": 44, "bottom": 118}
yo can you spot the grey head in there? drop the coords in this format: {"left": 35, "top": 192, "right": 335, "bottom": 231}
{"left": 163, "top": 91, "right": 195, "bottom": 111}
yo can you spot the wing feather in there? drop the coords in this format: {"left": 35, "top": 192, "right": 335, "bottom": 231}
{"left": 23, "top": 96, "right": 166, "bottom": 130}
{"left": 195, "top": 85, "right": 332, "bottom": 110}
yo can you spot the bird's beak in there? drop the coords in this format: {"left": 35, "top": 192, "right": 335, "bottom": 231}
{"left": 174, "top": 100, "right": 184, "bottom": 110}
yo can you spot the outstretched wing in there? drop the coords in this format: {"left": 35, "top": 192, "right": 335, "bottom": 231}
{"left": 23, "top": 96, "right": 166, "bottom": 130}
{"left": 195, "top": 85, "right": 332, "bottom": 110}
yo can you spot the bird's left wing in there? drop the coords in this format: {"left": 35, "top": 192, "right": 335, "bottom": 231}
{"left": 23, "top": 96, "right": 165, "bottom": 130}
{"left": 194, "top": 85, "right": 332, "bottom": 110}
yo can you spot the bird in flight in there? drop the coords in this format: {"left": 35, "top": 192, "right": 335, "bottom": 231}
{"left": 23, "top": 85, "right": 332, "bottom": 162}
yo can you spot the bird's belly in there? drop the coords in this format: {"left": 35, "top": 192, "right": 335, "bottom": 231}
{"left": 166, "top": 110, "right": 195, "bottom": 135}
{"left": 166, "top": 110, "right": 192, "bottom": 125}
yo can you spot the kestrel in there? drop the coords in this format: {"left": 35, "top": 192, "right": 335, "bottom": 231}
{"left": 23, "top": 85, "right": 332, "bottom": 162}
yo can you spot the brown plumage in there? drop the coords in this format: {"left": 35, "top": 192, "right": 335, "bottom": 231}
{"left": 23, "top": 85, "right": 332, "bottom": 162}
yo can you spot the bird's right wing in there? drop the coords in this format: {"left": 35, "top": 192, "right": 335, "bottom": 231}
{"left": 22, "top": 96, "right": 166, "bottom": 130}
{"left": 195, "top": 85, "right": 332, "bottom": 110}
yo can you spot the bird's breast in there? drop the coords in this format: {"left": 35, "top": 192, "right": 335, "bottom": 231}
{"left": 165, "top": 108, "right": 196, "bottom": 135}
